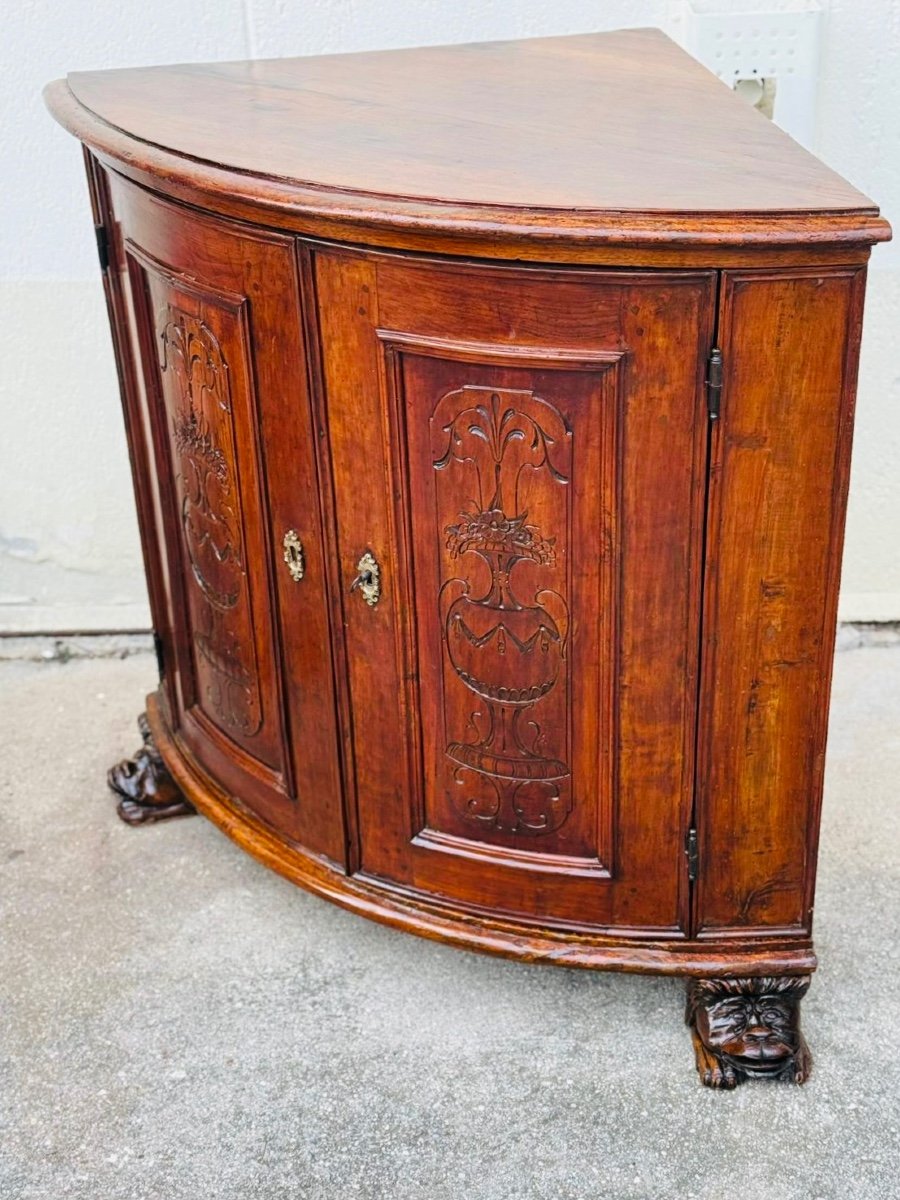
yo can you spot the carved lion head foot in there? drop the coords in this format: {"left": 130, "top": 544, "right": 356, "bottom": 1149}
{"left": 686, "top": 976, "right": 812, "bottom": 1089}
{"left": 107, "top": 711, "right": 195, "bottom": 825}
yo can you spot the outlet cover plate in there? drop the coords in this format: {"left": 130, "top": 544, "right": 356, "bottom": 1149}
{"left": 684, "top": 5, "right": 823, "bottom": 148}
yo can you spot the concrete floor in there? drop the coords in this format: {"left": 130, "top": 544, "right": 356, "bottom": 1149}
{"left": 1, "top": 648, "right": 899, "bottom": 1200}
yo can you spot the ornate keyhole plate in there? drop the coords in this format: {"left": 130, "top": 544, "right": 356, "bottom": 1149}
{"left": 351, "top": 551, "right": 381, "bottom": 606}
{"left": 282, "top": 529, "right": 305, "bottom": 582}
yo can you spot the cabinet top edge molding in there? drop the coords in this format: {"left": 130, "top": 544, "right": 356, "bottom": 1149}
{"left": 46, "top": 28, "right": 890, "bottom": 252}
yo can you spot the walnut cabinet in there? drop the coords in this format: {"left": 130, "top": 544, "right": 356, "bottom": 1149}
{"left": 46, "top": 28, "right": 890, "bottom": 1086}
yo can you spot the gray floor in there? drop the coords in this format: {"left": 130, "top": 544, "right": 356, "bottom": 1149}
{"left": 1, "top": 647, "right": 898, "bottom": 1200}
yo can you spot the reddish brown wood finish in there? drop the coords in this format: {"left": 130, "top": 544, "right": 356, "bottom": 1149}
{"left": 44, "top": 30, "right": 889, "bottom": 266}
{"left": 102, "top": 174, "right": 346, "bottom": 864}
{"left": 108, "top": 712, "right": 195, "bottom": 825}
{"left": 146, "top": 691, "right": 817, "bottom": 978}
{"left": 686, "top": 977, "right": 812, "bottom": 1087}
{"left": 63, "top": 30, "right": 876, "bottom": 217}
{"left": 315, "top": 249, "right": 713, "bottom": 934}
{"left": 45, "top": 30, "right": 890, "bottom": 1020}
{"left": 695, "top": 267, "right": 868, "bottom": 938}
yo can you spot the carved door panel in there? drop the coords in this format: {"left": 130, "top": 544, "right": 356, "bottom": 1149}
{"left": 316, "top": 249, "right": 715, "bottom": 932}
{"left": 102, "top": 174, "right": 344, "bottom": 861}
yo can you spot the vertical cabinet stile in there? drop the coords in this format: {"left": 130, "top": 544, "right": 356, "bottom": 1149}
{"left": 695, "top": 266, "right": 868, "bottom": 938}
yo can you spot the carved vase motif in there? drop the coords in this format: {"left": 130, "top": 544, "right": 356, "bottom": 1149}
{"left": 435, "top": 388, "right": 572, "bottom": 835}
{"left": 159, "top": 307, "right": 261, "bottom": 737}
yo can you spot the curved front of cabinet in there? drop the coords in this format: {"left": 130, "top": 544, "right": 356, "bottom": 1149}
{"left": 313, "top": 247, "right": 715, "bottom": 938}
{"left": 92, "top": 163, "right": 826, "bottom": 977}
{"left": 145, "top": 692, "right": 815, "bottom": 976}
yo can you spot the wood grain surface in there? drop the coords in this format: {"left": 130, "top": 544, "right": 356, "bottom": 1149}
{"left": 65, "top": 30, "right": 878, "bottom": 215}
{"left": 146, "top": 692, "right": 818, "bottom": 977}
{"left": 44, "top": 26, "right": 890, "bottom": 992}
{"left": 695, "top": 266, "right": 867, "bottom": 938}
{"left": 46, "top": 30, "right": 890, "bottom": 259}
{"left": 315, "top": 247, "right": 713, "bottom": 934}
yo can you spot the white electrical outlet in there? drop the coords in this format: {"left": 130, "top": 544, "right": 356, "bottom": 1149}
{"left": 684, "top": 5, "right": 822, "bottom": 148}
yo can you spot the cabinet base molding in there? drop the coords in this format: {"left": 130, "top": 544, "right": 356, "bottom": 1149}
{"left": 143, "top": 694, "right": 816, "bottom": 982}
{"left": 107, "top": 711, "right": 195, "bottom": 825}
{"left": 686, "top": 976, "right": 813, "bottom": 1088}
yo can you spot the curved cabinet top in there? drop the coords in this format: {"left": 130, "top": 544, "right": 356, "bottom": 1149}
{"left": 46, "top": 28, "right": 890, "bottom": 263}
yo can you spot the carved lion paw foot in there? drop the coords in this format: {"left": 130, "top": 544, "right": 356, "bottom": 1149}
{"left": 789, "top": 1036, "right": 813, "bottom": 1084}
{"left": 686, "top": 976, "right": 813, "bottom": 1089}
{"left": 691, "top": 1032, "right": 739, "bottom": 1089}
{"left": 108, "top": 712, "right": 194, "bottom": 825}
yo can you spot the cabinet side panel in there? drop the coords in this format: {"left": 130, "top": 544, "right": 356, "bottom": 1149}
{"left": 85, "top": 154, "right": 181, "bottom": 716}
{"left": 696, "top": 267, "right": 866, "bottom": 936}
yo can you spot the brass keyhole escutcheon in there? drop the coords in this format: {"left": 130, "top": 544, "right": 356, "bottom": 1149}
{"left": 282, "top": 530, "right": 305, "bottom": 582}
{"left": 350, "top": 551, "right": 380, "bottom": 607}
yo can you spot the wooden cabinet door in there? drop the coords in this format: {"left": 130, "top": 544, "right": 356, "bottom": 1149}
{"left": 695, "top": 266, "right": 867, "bottom": 938}
{"left": 101, "top": 172, "right": 345, "bottom": 862}
{"left": 316, "top": 249, "right": 715, "bottom": 933}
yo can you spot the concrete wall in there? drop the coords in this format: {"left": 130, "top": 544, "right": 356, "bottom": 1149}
{"left": 2, "top": 0, "right": 897, "bottom": 632}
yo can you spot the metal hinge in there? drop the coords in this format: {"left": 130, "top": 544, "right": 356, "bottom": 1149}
{"left": 152, "top": 631, "right": 165, "bottom": 680}
{"left": 685, "top": 827, "right": 700, "bottom": 882}
{"left": 706, "top": 347, "right": 723, "bottom": 421}
{"left": 94, "top": 224, "right": 110, "bottom": 272}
